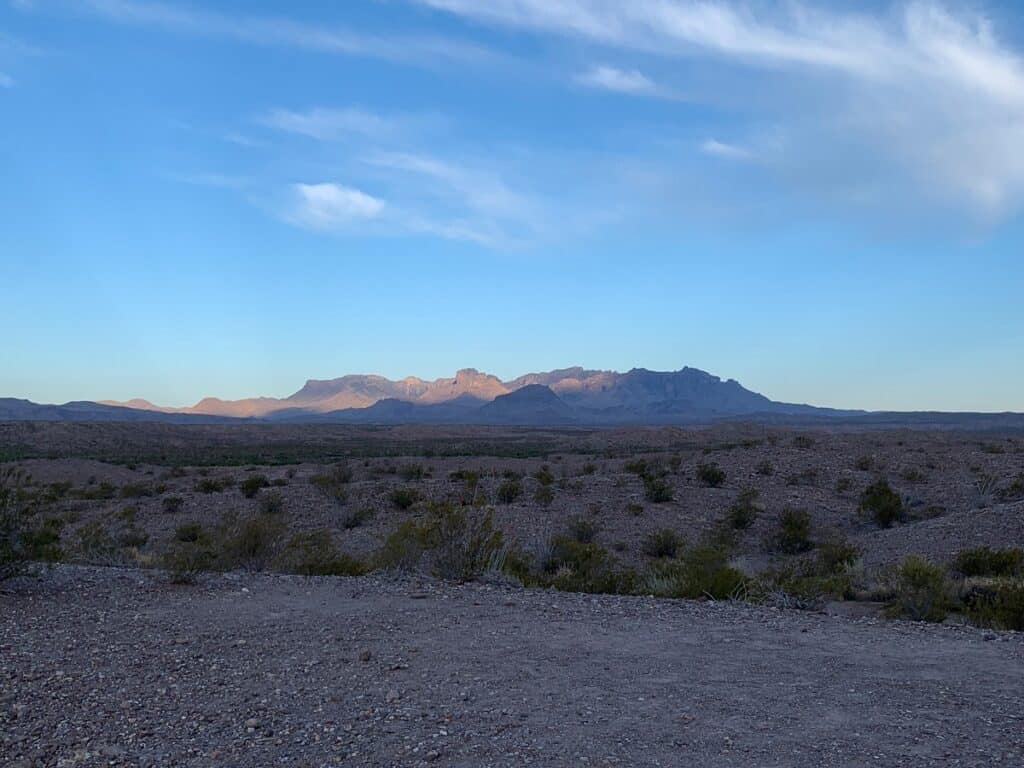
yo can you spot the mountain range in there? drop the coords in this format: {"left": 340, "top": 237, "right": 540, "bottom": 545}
{"left": 3, "top": 366, "right": 1023, "bottom": 428}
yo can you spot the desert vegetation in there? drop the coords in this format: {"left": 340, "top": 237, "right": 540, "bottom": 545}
{"left": 2, "top": 422, "right": 1023, "bottom": 631}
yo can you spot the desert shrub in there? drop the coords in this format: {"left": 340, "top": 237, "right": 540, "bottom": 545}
{"left": 854, "top": 455, "right": 874, "bottom": 471}
{"left": 501, "top": 469, "right": 524, "bottom": 480}
{"left": 217, "top": 514, "right": 286, "bottom": 571}
{"left": 496, "top": 479, "right": 522, "bottom": 504}
{"left": 954, "top": 547, "right": 1024, "bottom": 578}
{"left": 901, "top": 467, "right": 926, "bottom": 483}
{"left": 566, "top": 516, "right": 600, "bottom": 544}
{"left": 581, "top": 463, "right": 597, "bottom": 475}
{"left": 430, "top": 508, "right": 508, "bottom": 582}
{"left": 533, "top": 484, "right": 555, "bottom": 507}
{"left": 785, "top": 468, "right": 819, "bottom": 487}
{"left": 646, "top": 546, "right": 747, "bottom": 600}
{"left": 543, "top": 537, "right": 637, "bottom": 595}
{"left": 241, "top": 474, "right": 269, "bottom": 499}
{"left": 277, "top": 531, "right": 366, "bottom": 577}
{"left": 258, "top": 491, "right": 284, "bottom": 515}
{"left": 998, "top": 475, "right": 1024, "bottom": 502}
{"left": 390, "top": 486, "right": 421, "bottom": 510}
{"left": 835, "top": 477, "right": 854, "bottom": 495}
{"left": 311, "top": 464, "right": 351, "bottom": 505}
{"left": 816, "top": 538, "right": 860, "bottom": 574}
{"left": 74, "top": 481, "right": 117, "bottom": 501}
{"left": 196, "top": 477, "right": 232, "bottom": 494}
{"left": 963, "top": 583, "right": 1024, "bottom": 631}
{"left": 533, "top": 466, "right": 555, "bottom": 486}
{"left": 696, "top": 462, "right": 726, "bottom": 488}
{"left": 623, "top": 459, "right": 648, "bottom": 476}
{"left": 400, "top": 463, "right": 426, "bottom": 481}
{"left": 641, "top": 529, "right": 684, "bottom": 559}
{"left": 669, "top": 454, "right": 683, "bottom": 473}
{"left": 626, "top": 502, "right": 644, "bottom": 517}
{"left": 891, "top": 556, "right": 950, "bottom": 622}
{"left": 72, "top": 522, "right": 129, "bottom": 565}
{"left": 643, "top": 475, "right": 674, "bottom": 503}
{"left": 766, "top": 509, "right": 813, "bottom": 555}
{"left": 341, "top": 506, "right": 374, "bottom": 530}
{"left": 119, "top": 482, "right": 157, "bottom": 499}
{"left": 793, "top": 435, "right": 815, "bottom": 449}
{"left": 175, "top": 521, "right": 205, "bottom": 543}
{"left": 375, "top": 520, "right": 436, "bottom": 571}
{"left": 860, "top": 479, "right": 904, "bottom": 528}
{"left": 162, "top": 542, "right": 214, "bottom": 584}
{"left": 162, "top": 495, "right": 185, "bottom": 514}
{"left": 754, "top": 460, "right": 774, "bottom": 476}
{"left": 725, "top": 489, "right": 761, "bottom": 530}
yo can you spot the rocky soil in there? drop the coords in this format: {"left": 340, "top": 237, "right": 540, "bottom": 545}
{"left": 2, "top": 565, "right": 1023, "bottom": 768}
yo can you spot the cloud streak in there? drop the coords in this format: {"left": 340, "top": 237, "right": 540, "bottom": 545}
{"left": 415, "top": 0, "right": 1024, "bottom": 217}
{"left": 288, "top": 183, "right": 385, "bottom": 231}
{"left": 575, "top": 65, "right": 659, "bottom": 96}
{"left": 75, "top": 0, "right": 503, "bottom": 69}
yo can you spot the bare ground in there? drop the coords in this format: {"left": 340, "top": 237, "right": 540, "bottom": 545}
{"left": 2, "top": 565, "right": 1022, "bottom": 768}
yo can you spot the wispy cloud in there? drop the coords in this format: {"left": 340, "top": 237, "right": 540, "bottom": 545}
{"left": 75, "top": 0, "right": 502, "bottom": 69}
{"left": 575, "top": 65, "right": 658, "bottom": 96}
{"left": 168, "top": 171, "right": 251, "bottom": 190}
{"left": 416, "top": 0, "right": 1024, "bottom": 217}
{"left": 261, "top": 107, "right": 401, "bottom": 142}
{"left": 700, "top": 139, "right": 753, "bottom": 161}
{"left": 288, "top": 183, "right": 385, "bottom": 231}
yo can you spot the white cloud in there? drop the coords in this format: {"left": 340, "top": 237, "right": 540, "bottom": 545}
{"left": 416, "top": 0, "right": 1024, "bottom": 217}
{"left": 700, "top": 139, "right": 753, "bottom": 161}
{"left": 79, "top": 0, "right": 500, "bottom": 69}
{"left": 261, "top": 107, "right": 398, "bottom": 142}
{"left": 575, "top": 65, "right": 657, "bottom": 96}
{"left": 289, "top": 183, "right": 385, "bottom": 230}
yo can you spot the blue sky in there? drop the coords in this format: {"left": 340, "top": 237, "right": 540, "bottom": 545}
{"left": 2, "top": 0, "right": 1024, "bottom": 411}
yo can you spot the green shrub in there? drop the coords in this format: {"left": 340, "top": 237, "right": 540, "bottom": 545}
{"left": 963, "top": 582, "right": 1024, "bottom": 631}
{"left": 860, "top": 479, "right": 904, "bottom": 528}
{"left": 696, "top": 462, "right": 726, "bottom": 488}
{"left": 341, "top": 507, "right": 374, "bottom": 530}
{"left": 891, "top": 556, "right": 950, "bottom": 622}
{"left": 390, "top": 486, "right": 421, "bottom": 510}
{"left": 533, "top": 466, "right": 555, "bottom": 486}
{"left": 835, "top": 477, "right": 854, "bottom": 495}
{"left": 566, "top": 516, "right": 600, "bottom": 544}
{"left": 162, "top": 541, "right": 214, "bottom": 584}
{"left": 581, "top": 463, "right": 597, "bottom": 475}
{"left": 641, "top": 529, "right": 684, "bottom": 559}
{"left": 21, "top": 517, "right": 65, "bottom": 563}
{"left": 400, "top": 463, "right": 426, "bottom": 481}
{"left": 623, "top": 459, "right": 648, "bottom": 476}
{"left": 217, "top": 514, "right": 286, "bottom": 571}
{"left": 258, "top": 490, "right": 284, "bottom": 515}
{"left": 725, "top": 489, "right": 761, "bottom": 530}
{"left": 767, "top": 509, "right": 813, "bottom": 554}
{"left": 496, "top": 479, "right": 522, "bottom": 504}
{"left": 310, "top": 464, "right": 351, "bottom": 505}
{"left": 754, "top": 460, "right": 774, "bottom": 476}
{"left": 196, "top": 477, "right": 232, "bottom": 494}
{"left": 175, "top": 522, "right": 205, "bottom": 543}
{"left": 375, "top": 520, "right": 436, "bottom": 571}
{"left": 533, "top": 484, "right": 555, "bottom": 507}
{"left": 119, "top": 482, "right": 156, "bottom": 499}
{"left": 626, "top": 502, "right": 644, "bottom": 517}
{"left": 543, "top": 537, "right": 637, "bottom": 595}
{"left": 954, "top": 547, "right": 1024, "bottom": 578}
{"left": 162, "top": 495, "right": 185, "bottom": 514}
{"left": 241, "top": 474, "right": 269, "bottom": 499}
{"left": 430, "top": 508, "right": 508, "bottom": 582}
{"left": 854, "top": 455, "right": 874, "bottom": 471}
{"left": 646, "top": 546, "right": 747, "bottom": 600}
{"left": 277, "top": 531, "right": 366, "bottom": 577}
{"left": 643, "top": 475, "right": 674, "bottom": 503}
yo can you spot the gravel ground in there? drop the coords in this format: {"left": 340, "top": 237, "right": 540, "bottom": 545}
{"left": 2, "top": 566, "right": 1022, "bottom": 767}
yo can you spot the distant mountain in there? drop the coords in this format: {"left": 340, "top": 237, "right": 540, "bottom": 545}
{"left": 477, "top": 385, "right": 576, "bottom": 424}
{"left": 17, "top": 365, "right": 1022, "bottom": 427}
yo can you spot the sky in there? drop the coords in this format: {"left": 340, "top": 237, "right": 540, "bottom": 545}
{"left": 2, "top": 0, "right": 1024, "bottom": 411}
